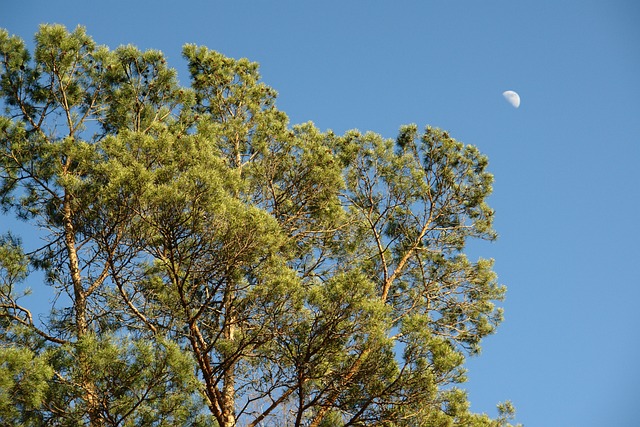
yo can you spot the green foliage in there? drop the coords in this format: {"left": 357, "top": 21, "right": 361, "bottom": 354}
{"left": 0, "top": 25, "right": 518, "bottom": 427}
{"left": 0, "top": 233, "right": 28, "bottom": 286}
{"left": 41, "top": 334, "right": 207, "bottom": 426}
{"left": 0, "top": 346, "right": 53, "bottom": 426}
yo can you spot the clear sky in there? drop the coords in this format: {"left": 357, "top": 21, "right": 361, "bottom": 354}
{"left": 3, "top": 1, "right": 640, "bottom": 425}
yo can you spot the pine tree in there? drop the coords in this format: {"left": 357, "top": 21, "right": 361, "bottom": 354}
{"left": 0, "top": 25, "right": 520, "bottom": 427}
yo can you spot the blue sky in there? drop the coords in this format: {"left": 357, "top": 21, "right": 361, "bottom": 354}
{"left": 3, "top": 1, "right": 640, "bottom": 425}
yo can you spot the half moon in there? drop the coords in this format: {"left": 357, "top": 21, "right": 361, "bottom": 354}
{"left": 502, "top": 90, "right": 520, "bottom": 108}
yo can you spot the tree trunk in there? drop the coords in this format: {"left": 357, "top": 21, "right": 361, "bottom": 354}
{"left": 221, "top": 286, "right": 236, "bottom": 426}
{"left": 64, "top": 193, "right": 102, "bottom": 426}
{"left": 222, "top": 366, "right": 236, "bottom": 426}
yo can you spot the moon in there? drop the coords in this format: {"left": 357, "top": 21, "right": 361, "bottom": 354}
{"left": 502, "top": 90, "right": 520, "bottom": 108}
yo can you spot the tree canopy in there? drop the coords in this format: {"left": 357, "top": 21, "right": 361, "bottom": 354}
{"left": 0, "top": 25, "right": 519, "bottom": 426}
